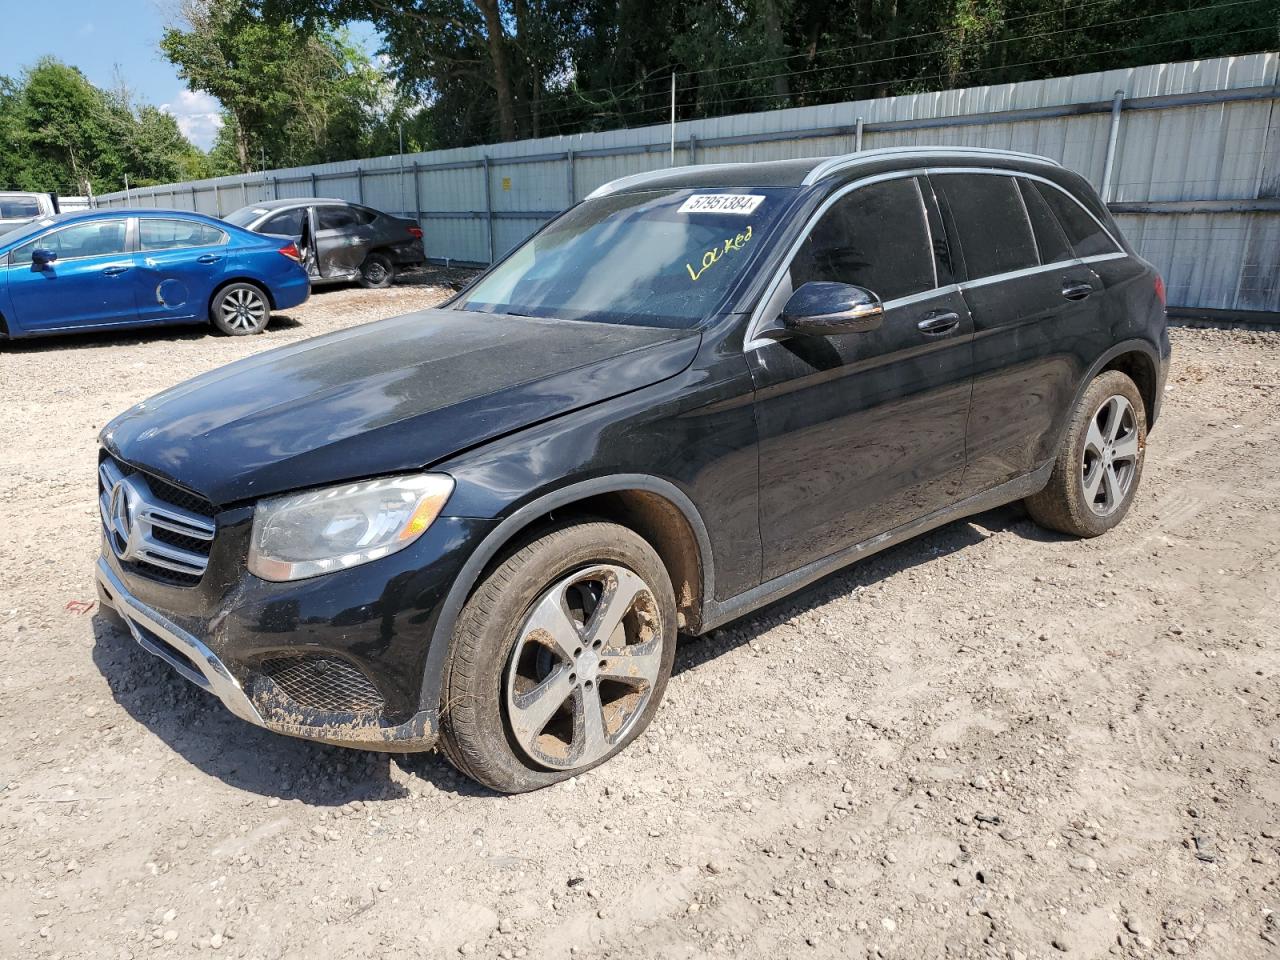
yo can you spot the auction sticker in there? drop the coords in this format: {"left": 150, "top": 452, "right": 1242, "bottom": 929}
{"left": 678, "top": 194, "right": 765, "bottom": 215}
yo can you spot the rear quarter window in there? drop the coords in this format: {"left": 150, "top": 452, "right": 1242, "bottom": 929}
{"left": 933, "top": 173, "right": 1038, "bottom": 280}
{"left": 1034, "top": 182, "right": 1121, "bottom": 258}
{"left": 1017, "top": 179, "right": 1074, "bottom": 265}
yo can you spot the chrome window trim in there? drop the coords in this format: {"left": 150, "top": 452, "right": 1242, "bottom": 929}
{"left": 927, "top": 167, "right": 1123, "bottom": 257}
{"left": 6, "top": 217, "right": 133, "bottom": 267}
{"left": 958, "top": 260, "right": 1077, "bottom": 291}
{"left": 744, "top": 166, "right": 1126, "bottom": 351}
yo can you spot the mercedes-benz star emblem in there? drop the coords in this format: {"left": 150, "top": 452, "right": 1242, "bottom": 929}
{"left": 108, "top": 479, "right": 139, "bottom": 560}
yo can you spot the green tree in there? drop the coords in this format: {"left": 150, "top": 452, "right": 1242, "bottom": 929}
{"left": 0, "top": 58, "right": 207, "bottom": 194}
{"left": 162, "top": 0, "right": 412, "bottom": 172}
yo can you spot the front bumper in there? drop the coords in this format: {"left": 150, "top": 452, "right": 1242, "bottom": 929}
{"left": 95, "top": 512, "right": 495, "bottom": 750}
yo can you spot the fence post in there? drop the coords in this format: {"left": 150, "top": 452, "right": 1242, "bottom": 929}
{"left": 855, "top": 116, "right": 864, "bottom": 152}
{"left": 566, "top": 149, "right": 574, "bottom": 207}
{"left": 190, "top": 185, "right": 197, "bottom": 212}
{"left": 1100, "top": 89, "right": 1125, "bottom": 202}
{"left": 310, "top": 172, "right": 318, "bottom": 197}
{"left": 688, "top": 134, "right": 697, "bottom": 165}
{"left": 357, "top": 165, "right": 365, "bottom": 203}
{"left": 412, "top": 162, "right": 422, "bottom": 225}
{"left": 212, "top": 183, "right": 220, "bottom": 215}
{"left": 241, "top": 180, "right": 247, "bottom": 206}
{"left": 482, "top": 156, "right": 494, "bottom": 263}
{"left": 271, "top": 176, "right": 279, "bottom": 200}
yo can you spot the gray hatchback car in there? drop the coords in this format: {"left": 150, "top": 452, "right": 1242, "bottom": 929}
{"left": 224, "top": 198, "right": 426, "bottom": 288}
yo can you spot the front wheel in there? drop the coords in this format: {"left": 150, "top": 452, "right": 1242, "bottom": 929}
{"left": 1025, "top": 370, "right": 1147, "bottom": 537}
{"left": 358, "top": 252, "right": 395, "bottom": 289}
{"left": 439, "top": 521, "right": 677, "bottom": 793}
{"left": 210, "top": 282, "right": 270, "bottom": 336}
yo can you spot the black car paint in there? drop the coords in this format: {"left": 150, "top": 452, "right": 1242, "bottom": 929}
{"left": 99, "top": 152, "right": 1169, "bottom": 749}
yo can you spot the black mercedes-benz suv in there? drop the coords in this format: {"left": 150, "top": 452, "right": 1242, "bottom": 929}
{"left": 97, "top": 146, "right": 1169, "bottom": 792}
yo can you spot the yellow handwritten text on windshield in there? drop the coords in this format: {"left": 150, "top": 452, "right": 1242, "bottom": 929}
{"left": 685, "top": 225, "right": 754, "bottom": 282}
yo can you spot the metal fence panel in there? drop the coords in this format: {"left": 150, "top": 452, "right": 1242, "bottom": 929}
{"left": 96, "top": 52, "right": 1280, "bottom": 313}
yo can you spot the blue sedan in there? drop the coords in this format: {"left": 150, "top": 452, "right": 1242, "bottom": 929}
{"left": 0, "top": 209, "right": 310, "bottom": 340}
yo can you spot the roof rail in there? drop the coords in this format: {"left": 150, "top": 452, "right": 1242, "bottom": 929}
{"left": 802, "top": 146, "right": 1060, "bottom": 185}
{"left": 585, "top": 163, "right": 750, "bottom": 201}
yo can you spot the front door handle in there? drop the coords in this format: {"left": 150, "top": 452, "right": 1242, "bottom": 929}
{"left": 1062, "top": 281, "right": 1094, "bottom": 301}
{"left": 196, "top": 254, "right": 223, "bottom": 264}
{"left": 917, "top": 310, "right": 961, "bottom": 335}
{"left": 102, "top": 266, "right": 130, "bottom": 277}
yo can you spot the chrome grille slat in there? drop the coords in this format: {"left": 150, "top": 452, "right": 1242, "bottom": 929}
{"left": 98, "top": 455, "right": 216, "bottom": 584}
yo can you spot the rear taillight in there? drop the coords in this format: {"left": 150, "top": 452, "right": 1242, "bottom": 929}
{"left": 407, "top": 225, "right": 423, "bottom": 239}
{"left": 1154, "top": 274, "right": 1166, "bottom": 307}
{"left": 278, "top": 242, "right": 301, "bottom": 262}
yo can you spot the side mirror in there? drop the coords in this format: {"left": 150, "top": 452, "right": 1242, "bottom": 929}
{"left": 31, "top": 248, "right": 57, "bottom": 268}
{"left": 773, "top": 281, "right": 884, "bottom": 337}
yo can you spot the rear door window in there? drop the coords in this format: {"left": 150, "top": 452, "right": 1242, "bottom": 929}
{"left": 789, "top": 177, "right": 936, "bottom": 302}
{"left": 261, "top": 208, "right": 306, "bottom": 236}
{"left": 1034, "top": 183, "right": 1121, "bottom": 258}
{"left": 933, "top": 173, "right": 1038, "bottom": 280}
{"left": 1017, "top": 179, "right": 1074, "bottom": 265}
{"left": 317, "top": 206, "right": 359, "bottom": 231}
{"left": 139, "top": 219, "right": 227, "bottom": 251}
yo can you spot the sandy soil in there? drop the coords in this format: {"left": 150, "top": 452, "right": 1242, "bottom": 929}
{"left": 1, "top": 277, "right": 1277, "bottom": 960}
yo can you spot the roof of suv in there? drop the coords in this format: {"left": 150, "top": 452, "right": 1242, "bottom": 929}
{"left": 587, "top": 146, "right": 1062, "bottom": 198}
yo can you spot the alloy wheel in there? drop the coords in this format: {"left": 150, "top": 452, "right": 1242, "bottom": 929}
{"left": 1081, "top": 394, "right": 1140, "bottom": 516}
{"left": 219, "top": 287, "right": 266, "bottom": 332}
{"left": 504, "top": 564, "right": 663, "bottom": 770}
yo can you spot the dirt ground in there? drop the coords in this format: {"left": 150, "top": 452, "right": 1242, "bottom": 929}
{"left": 1, "top": 274, "right": 1277, "bottom": 960}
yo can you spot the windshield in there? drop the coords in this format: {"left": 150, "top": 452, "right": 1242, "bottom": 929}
{"left": 224, "top": 206, "right": 269, "bottom": 227}
{"left": 459, "top": 187, "right": 795, "bottom": 328}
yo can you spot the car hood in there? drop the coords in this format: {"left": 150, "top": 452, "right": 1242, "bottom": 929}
{"left": 102, "top": 308, "right": 701, "bottom": 506}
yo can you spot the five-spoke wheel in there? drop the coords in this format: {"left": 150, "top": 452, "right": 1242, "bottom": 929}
{"left": 1025, "top": 369, "right": 1147, "bottom": 537}
{"left": 439, "top": 521, "right": 677, "bottom": 793}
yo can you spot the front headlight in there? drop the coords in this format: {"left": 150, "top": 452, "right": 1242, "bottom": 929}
{"left": 248, "top": 473, "right": 454, "bottom": 582}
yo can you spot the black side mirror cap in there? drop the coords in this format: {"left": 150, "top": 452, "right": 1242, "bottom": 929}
{"left": 31, "top": 248, "right": 57, "bottom": 268}
{"left": 771, "top": 281, "right": 884, "bottom": 338}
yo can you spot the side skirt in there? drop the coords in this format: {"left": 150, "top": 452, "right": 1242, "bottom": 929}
{"left": 701, "top": 460, "right": 1054, "bottom": 632}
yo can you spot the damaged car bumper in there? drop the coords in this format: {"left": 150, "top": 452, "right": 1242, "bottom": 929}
{"left": 94, "top": 489, "right": 495, "bottom": 751}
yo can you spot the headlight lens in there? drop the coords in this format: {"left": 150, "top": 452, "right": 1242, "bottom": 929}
{"left": 248, "top": 473, "right": 454, "bottom": 582}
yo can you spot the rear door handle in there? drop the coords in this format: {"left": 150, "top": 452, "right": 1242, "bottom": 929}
{"left": 917, "top": 310, "right": 961, "bottom": 335}
{"left": 102, "top": 266, "right": 130, "bottom": 277}
{"left": 196, "top": 254, "right": 223, "bottom": 264}
{"left": 1062, "top": 281, "right": 1094, "bottom": 301}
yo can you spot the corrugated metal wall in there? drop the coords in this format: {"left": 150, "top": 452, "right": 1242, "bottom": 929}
{"left": 98, "top": 53, "right": 1280, "bottom": 314}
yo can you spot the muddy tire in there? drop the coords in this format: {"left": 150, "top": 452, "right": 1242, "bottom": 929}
{"left": 210, "top": 282, "right": 270, "bottom": 335}
{"left": 1025, "top": 370, "right": 1147, "bottom": 538}
{"left": 358, "top": 252, "right": 395, "bottom": 289}
{"left": 439, "top": 521, "right": 677, "bottom": 793}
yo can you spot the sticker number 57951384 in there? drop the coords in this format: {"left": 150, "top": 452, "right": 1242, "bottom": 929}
{"left": 678, "top": 194, "right": 765, "bottom": 215}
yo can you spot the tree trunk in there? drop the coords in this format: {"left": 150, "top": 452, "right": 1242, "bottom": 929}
{"left": 760, "top": 0, "right": 791, "bottom": 102}
{"left": 476, "top": 0, "right": 519, "bottom": 141}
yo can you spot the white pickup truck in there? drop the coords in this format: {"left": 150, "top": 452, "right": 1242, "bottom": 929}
{"left": 0, "top": 192, "right": 58, "bottom": 234}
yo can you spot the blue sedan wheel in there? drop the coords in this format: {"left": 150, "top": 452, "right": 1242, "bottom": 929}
{"left": 212, "top": 283, "right": 269, "bottom": 336}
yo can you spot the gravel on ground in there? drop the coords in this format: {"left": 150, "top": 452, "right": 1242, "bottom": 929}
{"left": 1, "top": 275, "right": 1277, "bottom": 960}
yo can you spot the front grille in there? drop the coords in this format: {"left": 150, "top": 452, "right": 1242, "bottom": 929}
{"left": 260, "top": 657, "right": 385, "bottom": 715}
{"left": 98, "top": 454, "right": 217, "bottom": 586}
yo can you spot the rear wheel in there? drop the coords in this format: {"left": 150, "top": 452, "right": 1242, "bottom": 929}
{"left": 439, "top": 521, "right": 677, "bottom": 793}
{"left": 358, "top": 252, "right": 395, "bottom": 289}
{"left": 1025, "top": 370, "right": 1147, "bottom": 537}
{"left": 210, "top": 282, "right": 270, "bottom": 335}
